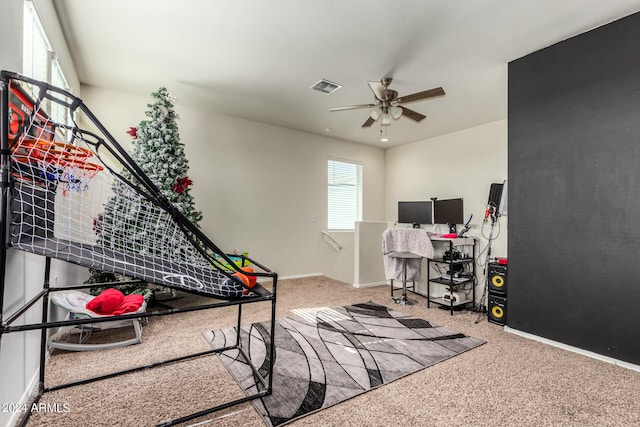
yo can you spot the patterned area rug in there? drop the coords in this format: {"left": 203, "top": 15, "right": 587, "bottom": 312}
{"left": 202, "top": 302, "right": 485, "bottom": 426}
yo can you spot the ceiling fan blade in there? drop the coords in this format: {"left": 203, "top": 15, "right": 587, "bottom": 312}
{"left": 361, "top": 117, "right": 376, "bottom": 128}
{"left": 330, "top": 103, "right": 377, "bottom": 112}
{"left": 401, "top": 107, "right": 426, "bottom": 122}
{"left": 396, "top": 87, "right": 445, "bottom": 104}
{"left": 367, "top": 81, "right": 387, "bottom": 100}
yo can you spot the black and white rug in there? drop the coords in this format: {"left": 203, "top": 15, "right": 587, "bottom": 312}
{"left": 203, "top": 302, "right": 485, "bottom": 426}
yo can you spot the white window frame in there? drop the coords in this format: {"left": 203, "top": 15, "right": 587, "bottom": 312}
{"left": 327, "top": 158, "right": 363, "bottom": 231}
{"left": 50, "top": 57, "right": 72, "bottom": 128}
{"left": 23, "top": 1, "right": 52, "bottom": 85}
{"left": 23, "top": 0, "right": 73, "bottom": 132}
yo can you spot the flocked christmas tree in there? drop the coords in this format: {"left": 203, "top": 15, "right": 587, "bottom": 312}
{"left": 87, "top": 87, "right": 202, "bottom": 298}
{"left": 125, "top": 87, "right": 202, "bottom": 225}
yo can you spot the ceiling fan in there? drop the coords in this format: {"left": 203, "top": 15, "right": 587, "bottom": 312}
{"left": 330, "top": 77, "right": 445, "bottom": 128}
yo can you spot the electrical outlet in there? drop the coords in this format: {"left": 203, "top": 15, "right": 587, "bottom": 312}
{"left": 310, "top": 214, "right": 318, "bottom": 223}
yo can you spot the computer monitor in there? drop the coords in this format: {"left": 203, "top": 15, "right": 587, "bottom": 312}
{"left": 397, "top": 201, "right": 433, "bottom": 228}
{"left": 434, "top": 198, "right": 464, "bottom": 233}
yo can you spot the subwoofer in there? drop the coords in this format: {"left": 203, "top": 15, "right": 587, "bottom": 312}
{"left": 488, "top": 262, "right": 507, "bottom": 294}
{"left": 488, "top": 294, "right": 507, "bottom": 325}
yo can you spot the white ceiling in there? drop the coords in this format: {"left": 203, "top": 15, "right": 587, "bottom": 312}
{"left": 53, "top": 0, "right": 640, "bottom": 148}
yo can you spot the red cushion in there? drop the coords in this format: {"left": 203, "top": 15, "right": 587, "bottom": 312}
{"left": 86, "top": 288, "right": 125, "bottom": 315}
{"left": 112, "top": 294, "right": 145, "bottom": 315}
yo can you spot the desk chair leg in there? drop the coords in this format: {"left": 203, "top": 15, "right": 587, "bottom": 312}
{"left": 391, "top": 280, "right": 416, "bottom": 297}
{"left": 392, "top": 258, "right": 418, "bottom": 306}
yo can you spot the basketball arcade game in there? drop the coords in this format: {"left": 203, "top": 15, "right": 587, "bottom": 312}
{"left": 0, "top": 71, "right": 278, "bottom": 426}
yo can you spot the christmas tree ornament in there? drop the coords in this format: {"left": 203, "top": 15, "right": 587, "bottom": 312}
{"left": 173, "top": 176, "right": 193, "bottom": 194}
{"left": 126, "top": 127, "right": 138, "bottom": 138}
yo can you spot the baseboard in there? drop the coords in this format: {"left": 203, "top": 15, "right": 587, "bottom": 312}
{"left": 505, "top": 326, "right": 640, "bottom": 373}
{"left": 352, "top": 281, "right": 387, "bottom": 288}
{"left": 7, "top": 367, "right": 41, "bottom": 427}
{"left": 279, "top": 272, "right": 323, "bottom": 280}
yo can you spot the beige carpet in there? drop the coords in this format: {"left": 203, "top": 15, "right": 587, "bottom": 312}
{"left": 24, "top": 276, "right": 640, "bottom": 427}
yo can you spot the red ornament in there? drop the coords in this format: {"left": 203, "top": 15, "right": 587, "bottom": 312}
{"left": 126, "top": 127, "right": 138, "bottom": 139}
{"left": 92, "top": 214, "right": 103, "bottom": 235}
{"left": 173, "top": 176, "right": 193, "bottom": 194}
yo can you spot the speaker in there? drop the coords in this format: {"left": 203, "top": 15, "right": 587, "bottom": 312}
{"left": 488, "top": 262, "right": 507, "bottom": 294}
{"left": 488, "top": 294, "right": 507, "bottom": 325}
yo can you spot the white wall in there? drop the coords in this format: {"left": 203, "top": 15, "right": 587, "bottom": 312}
{"left": 78, "top": 85, "right": 386, "bottom": 282}
{"left": 384, "top": 120, "right": 508, "bottom": 298}
{"left": 354, "top": 221, "right": 392, "bottom": 287}
{"left": 1, "top": 3, "right": 83, "bottom": 426}
{"left": 1, "top": 4, "right": 32, "bottom": 426}
{"left": 0, "top": 1, "right": 22, "bottom": 73}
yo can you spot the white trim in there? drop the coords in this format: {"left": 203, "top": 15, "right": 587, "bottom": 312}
{"left": 352, "top": 281, "right": 387, "bottom": 288}
{"left": 327, "top": 155, "right": 363, "bottom": 166}
{"left": 279, "top": 272, "right": 323, "bottom": 280}
{"left": 505, "top": 326, "right": 640, "bottom": 373}
{"left": 7, "top": 368, "right": 41, "bottom": 427}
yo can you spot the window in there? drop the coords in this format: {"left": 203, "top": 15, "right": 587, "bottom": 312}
{"left": 328, "top": 159, "right": 362, "bottom": 231}
{"left": 23, "top": 1, "right": 52, "bottom": 84}
{"left": 50, "top": 58, "right": 72, "bottom": 128}
{"left": 23, "top": 1, "right": 73, "bottom": 133}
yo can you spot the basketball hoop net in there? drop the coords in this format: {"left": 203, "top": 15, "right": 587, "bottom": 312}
{"left": 11, "top": 137, "right": 103, "bottom": 193}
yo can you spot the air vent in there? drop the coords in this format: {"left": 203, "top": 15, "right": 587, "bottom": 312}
{"left": 310, "top": 79, "right": 342, "bottom": 95}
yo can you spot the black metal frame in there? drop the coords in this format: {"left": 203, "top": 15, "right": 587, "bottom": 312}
{"left": 427, "top": 237, "right": 477, "bottom": 314}
{"left": 390, "top": 278, "right": 415, "bottom": 297}
{"left": 0, "top": 71, "right": 278, "bottom": 426}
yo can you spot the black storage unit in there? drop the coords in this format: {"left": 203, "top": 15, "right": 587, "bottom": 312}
{"left": 427, "top": 236, "right": 476, "bottom": 315}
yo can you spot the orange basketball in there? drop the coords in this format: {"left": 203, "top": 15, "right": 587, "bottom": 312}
{"left": 232, "top": 272, "right": 250, "bottom": 287}
{"left": 241, "top": 267, "right": 258, "bottom": 288}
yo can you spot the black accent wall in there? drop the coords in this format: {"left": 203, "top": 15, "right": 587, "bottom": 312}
{"left": 508, "top": 11, "right": 640, "bottom": 365}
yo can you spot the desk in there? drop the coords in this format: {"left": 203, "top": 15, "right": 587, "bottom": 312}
{"left": 386, "top": 251, "right": 423, "bottom": 305}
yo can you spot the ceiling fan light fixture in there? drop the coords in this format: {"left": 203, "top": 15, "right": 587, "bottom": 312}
{"left": 330, "top": 77, "right": 444, "bottom": 133}
{"left": 390, "top": 105, "right": 403, "bottom": 120}
{"left": 370, "top": 107, "right": 383, "bottom": 120}
{"left": 380, "top": 128, "right": 389, "bottom": 142}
